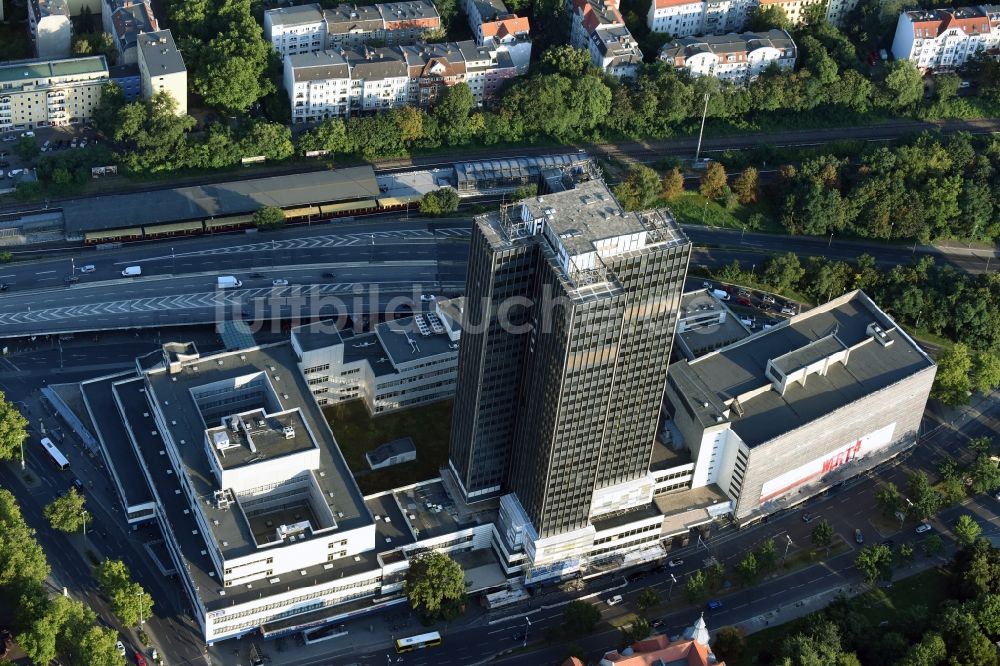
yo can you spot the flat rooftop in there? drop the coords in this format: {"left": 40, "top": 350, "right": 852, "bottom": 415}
{"left": 0, "top": 56, "right": 107, "bottom": 84}
{"left": 140, "top": 343, "right": 370, "bottom": 560}
{"left": 79, "top": 374, "right": 154, "bottom": 509}
{"left": 62, "top": 166, "right": 380, "bottom": 233}
{"left": 207, "top": 409, "right": 316, "bottom": 470}
{"left": 392, "top": 480, "right": 488, "bottom": 540}
{"left": 668, "top": 291, "right": 935, "bottom": 447}
{"left": 676, "top": 289, "right": 751, "bottom": 360}
{"left": 376, "top": 316, "right": 457, "bottom": 368}
{"left": 292, "top": 320, "right": 344, "bottom": 353}
{"left": 137, "top": 30, "right": 185, "bottom": 76}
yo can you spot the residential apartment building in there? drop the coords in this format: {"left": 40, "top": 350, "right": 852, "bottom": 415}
{"left": 570, "top": 0, "right": 643, "bottom": 77}
{"left": 103, "top": 0, "right": 160, "bottom": 65}
{"left": 659, "top": 29, "right": 796, "bottom": 85}
{"left": 28, "top": 0, "right": 72, "bottom": 58}
{"left": 891, "top": 5, "right": 1000, "bottom": 72}
{"left": 291, "top": 300, "right": 462, "bottom": 415}
{"left": 264, "top": 1, "right": 441, "bottom": 58}
{"left": 646, "top": 0, "right": 854, "bottom": 36}
{"left": 285, "top": 40, "right": 519, "bottom": 122}
{"left": 136, "top": 30, "right": 187, "bottom": 115}
{"left": 461, "top": 0, "right": 532, "bottom": 71}
{"left": 0, "top": 56, "right": 109, "bottom": 132}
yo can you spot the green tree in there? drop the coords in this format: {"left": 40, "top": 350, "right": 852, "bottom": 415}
{"left": 972, "top": 351, "right": 1000, "bottom": 394}
{"left": 735, "top": 551, "right": 758, "bottom": 586}
{"left": 662, "top": 167, "right": 684, "bottom": 201}
{"left": 699, "top": 162, "right": 727, "bottom": 199}
{"left": 95, "top": 559, "right": 154, "bottom": 627}
{"left": 539, "top": 45, "right": 595, "bottom": 77}
{"left": 932, "top": 343, "right": 973, "bottom": 405}
{"left": 897, "top": 542, "right": 915, "bottom": 564}
{"left": 621, "top": 616, "right": 651, "bottom": 644}
{"left": 511, "top": 183, "right": 538, "bottom": 202}
{"left": 705, "top": 560, "right": 725, "bottom": 590}
{"left": 0, "top": 489, "right": 49, "bottom": 596}
{"left": 0, "top": 392, "right": 28, "bottom": 463}
{"left": 763, "top": 252, "right": 805, "bottom": 293}
{"left": 811, "top": 520, "right": 835, "bottom": 553}
{"left": 954, "top": 515, "right": 983, "bottom": 547}
{"left": 253, "top": 206, "right": 286, "bottom": 230}
{"left": 934, "top": 73, "right": 962, "bottom": 102}
{"left": 875, "top": 482, "right": 904, "bottom": 519}
{"left": 897, "top": 631, "right": 946, "bottom": 666}
{"left": 748, "top": 4, "right": 791, "bottom": 30}
{"left": 969, "top": 454, "right": 1000, "bottom": 495}
{"left": 922, "top": 534, "right": 944, "bottom": 558}
{"left": 433, "top": 83, "right": 475, "bottom": 145}
{"left": 909, "top": 471, "right": 943, "bottom": 520}
{"left": 14, "top": 136, "right": 39, "bottom": 161}
{"left": 298, "top": 118, "right": 351, "bottom": 155}
{"left": 562, "top": 600, "right": 600, "bottom": 635}
{"left": 239, "top": 121, "right": 293, "bottom": 161}
{"left": 419, "top": 188, "right": 460, "bottom": 216}
{"left": 855, "top": 544, "right": 893, "bottom": 584}
{"left": 403, "top": 551, "right": 466, "bottom": 620}
{"left": 712, "top": 625, "right": 746, "bottom": 663}
{"left": 755, "top": 537, "right": 777, "bottom": 573}
{"left": 732, "top": 166, "right": 759, "bottom": 205}
{"left": 636, "top": 587, "right": 660, "bottom": 611}
{"left": 880, "top": 61, "right": 924, "bottom": 110}
{"left": 615, "top": 164, "right": 662, "bottom": 210}
{"left": 43, "top": 489, "right": 90, "bottom": 533}
{"left": 685, "top": 569, "right": 707, "bottom": 603}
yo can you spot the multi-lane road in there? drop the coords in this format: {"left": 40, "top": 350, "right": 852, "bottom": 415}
{"left": 0, "top": 216, "right": 995, "bottom": 339}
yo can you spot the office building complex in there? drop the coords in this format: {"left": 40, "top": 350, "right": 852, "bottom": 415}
{"left": 663, "top": 290, "right": 936, "bottom": 524}
{"left": 0, "top": 56, "right": 109, "bottom": 131}
{"left": 264, "top": 1, "right": 441, "bottom": 57}
{"left": 290, "top": 299, "right": 462, "bottom": 415}
{"left": 891, "top": 6, "right": 1000, "bottom": 72}
{"left": 447, "top": 163, "right": 692, "bottom": 572}
{"left": 285, "top": 41, "right": 518, "bottom": 122}
{"left": 136, "top": 30, "right": 187, "bottom": 115}
{"left": 658, "top": 29, "right": 796, "bottom": 85}
{"left": 570, "top": 0, "right": 643, "bottom": 78}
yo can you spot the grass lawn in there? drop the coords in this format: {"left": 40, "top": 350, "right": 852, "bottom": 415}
{"left": 668, "top": 192, "right": 782, "bottom": 234}
{"left": 735, "top": 567, "right": 953, "bottom": 666}
{"left": 324, "top": 399, "right": 453, "bottom": 495}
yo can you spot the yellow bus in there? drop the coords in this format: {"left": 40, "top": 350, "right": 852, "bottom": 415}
{"left": 395, "top": 631, "right": 442, "bottom": 653}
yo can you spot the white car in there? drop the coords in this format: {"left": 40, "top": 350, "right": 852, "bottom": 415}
{"left": 606, "top": 595, "right": 623, "bottom": 606}
{"left": 420, "top": 294, "right": 435, "bottom": 302}
{"left": 115, "top": 641, "right": 126, "bottom": 656}
{"left": 915, "top": 523, "right": 932, "bottom": 534}
{"left": 21, "top": 131, "right": 35, "bottom": 138}
{"left": 79, "top": 264, "right": 95, "bottom": 273}
{"left": 272, "top": 278, "right": 288, "bottom": 286}
{"left": 667, "top": 558, "right": 684, "bottom": 568}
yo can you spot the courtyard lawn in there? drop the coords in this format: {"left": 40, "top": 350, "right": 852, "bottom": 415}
{"left": 324, "top": 399, "right": 452, "bottom": 495}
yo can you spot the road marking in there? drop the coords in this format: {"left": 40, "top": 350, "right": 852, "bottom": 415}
{"left": 35, "top": 270, "right": 56, "bottom": 274}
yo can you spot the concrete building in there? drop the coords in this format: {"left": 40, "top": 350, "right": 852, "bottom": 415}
{"left": 891, "top": 5, "right": 1000, "bottom": 72}
{"left": 105, "top": 0, "right": 160, "bottom": 65}
{"left": 571, "top": 0, "right": 643, "bottom": 78}
{"left": 447, "top": 163, "right": 694, "bottom": 581}
{"left": 663, "top": 290, "right": 936, "bottom": 525}
{"left": 0, "top": 56, "right": 109, "bottom": 132}
{"left": 285, "top": 40, "right": 519, "bottom": 122}
{"left": 136, "top": 30, "right": 187, "bottom": 115}
{"left": 28, "top": 0, "right": 72, "bottom": 58}
{"left": 461, "top": 0, "right": 532, "bottom": 71}
{"left": 659, "top": 29, "right": 796, "bottom": 85}
{"left": 264, "top": 1, "right": 441, "bottom": 57}
{"left": 109, "top": 63, "right": 142, "bottom": 101}
{"left": 290, "top": 300, "right": 462, "bottom": 415}
{"left": 366, "top": 438, "right": 417, "bottom": 470}
{"left": 646, "top": 0, "right": 753, "bottom": 37}
{"left": 82, "top": 341, "right": 502, "bottom": 643}
{"left": 264, "top": 4, "right": 328, "bottom": 57}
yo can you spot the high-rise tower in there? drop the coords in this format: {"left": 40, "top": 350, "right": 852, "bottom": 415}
{"left": 448, "top": 166, "right": 691, "bottom": 540}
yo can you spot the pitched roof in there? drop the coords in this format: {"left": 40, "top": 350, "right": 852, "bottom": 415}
{"left": 659, "top": 29, "right": 796, "bottom": 62}
{"left": 481, "top": 15, "right": 529, "bottom": 38}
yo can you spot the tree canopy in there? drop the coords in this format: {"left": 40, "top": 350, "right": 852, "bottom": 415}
{"left": 403, "top": 551, "right": 465, "bottom": 620}
{"left": 562, "top": 600, "right": 600, "bottom": 635}
{"left": 95, "top": 559, "right": 154, "bottom": 627}
{"left": 419, "top": 189, "right": 460, "bottom": 216}
{"left": 0, "top": 392, "right": 28, "bottom": 463}
{"left": 43, "top": 488, "right": 90, "bottom": 533}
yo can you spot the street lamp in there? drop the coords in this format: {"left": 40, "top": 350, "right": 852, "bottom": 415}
{"left": 522, "top": 616, "right": 531, "bottom": 648}
{"left": 668, "top": 573, "right": 677, "bottom": 600}
{"left": 137, "top": 590, "right": 144, "bottom": 625}
{"left": 19, "top": 435, "right": 25, "bottom": 470}
{"left": 81, "top": 510, "right": 87, "bottom": 544}
{"left": 783, "top": 534, "right": 793, "bottom": 562}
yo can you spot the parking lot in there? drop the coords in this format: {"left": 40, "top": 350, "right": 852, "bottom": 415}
{"left": 0, "top": 125, "right": 103, "bottom": 181}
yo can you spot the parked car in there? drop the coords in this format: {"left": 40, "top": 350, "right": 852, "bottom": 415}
{"left": 272, "top": 278, "right": 288, "bottom": 286}
{"left": 134, "top": 652, "right": 147, "bottom": 666}
{"left": 115, "top": 641, "right": 126, "bottom": 656}
{"left": 707, "top": 599, "right": 723, "bottom": 610}
{"left": 802, "top": 512, "right": 817, "bottom": 523}
{"left": 0, "top": 284, "right": 7, "bottom": 292}
{"left": 249, "top": 272, "right": 265, "bottom": 278}
{"left": 959, "top": 80, "right": 972, "bottom": 88}
{"left": 780, "top": 306, "right": 797, "bottom": 316}
{"left": 21, "top": 130, "right": 35, "bottom": 138}
{"left": 64, "top": 276, "right": 79, "bottom": 284}
{"left": 72, "top": 478, "right": 85, "bottom": 492}
{"left": 322, "top": 272, "right": 336, "bottom": 278}
{"left": 420, "top": 294, "right": 435, "bottom": 302}
{"left": 736, "top": 297, "right": 752, "bottom": 307}
{"left": 855, "top": 529, "right": 864, "bottom": 544}
{"left": 915, "top": 523, "right": 933, "bottom": 534}
{"left": 879, "top": 48, "right": 888, "bottom": 61}
{"left": 762, "top": 295, "right": 776, "bottom": 305}
{"left": 606, "top": 595, "right": 623, "bottom": 606}
{"left": 667, "top": 558, "right": 684, "bottom": 567}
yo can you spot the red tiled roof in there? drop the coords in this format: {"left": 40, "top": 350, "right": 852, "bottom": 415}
{"left": 481, "top": 15, "right": 529, "bottom": 38}
{"left": 599, "top": 636, "right": 725, "bottom": 666}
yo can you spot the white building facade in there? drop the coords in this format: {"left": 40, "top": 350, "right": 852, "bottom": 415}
{"left": 891, "top": 5, "right": 1000, "bottom": 72}
{"left": 659, "top": 29, "right": 796, "bottom": 85}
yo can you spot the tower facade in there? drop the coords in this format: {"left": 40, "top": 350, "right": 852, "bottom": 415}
{"left": 448, "top": 167, "right": 691, "bottom": 539}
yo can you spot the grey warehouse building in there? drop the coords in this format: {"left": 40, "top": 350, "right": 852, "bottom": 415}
{"left": 663, "top": 290, "right": 937, "bottom": 525}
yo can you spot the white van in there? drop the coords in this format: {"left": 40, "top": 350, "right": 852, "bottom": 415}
{"left": 121, "top": 266, "right": 141, "bottom": 277}
{"left": 217, "top": 276, "right": 242, "bottom": 289}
